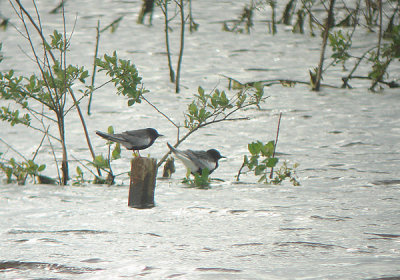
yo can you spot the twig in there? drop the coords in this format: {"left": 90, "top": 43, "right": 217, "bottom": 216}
{"left": 140, "top": 91, "right": 182, "bottom": 141}
{"left": 300, "top": 0, "right": 323, "bottom": 28}
{"left": 236, "top": 161, "right": 246, "bottom": 181}
{"left": 70, "top": 154, "right": 98, "bottom": 178}
{"left": 220, "top": 75, "right": 339, "bottom": 89}
{"left": 313, "top": 0, "right": 336, "bottom": 91}
{"left": 106, "top": 142, "right": 114, "bottom": 178}
{"left": 141, "top": 94, "right": 179, "bottom": 129}
{"left": 12, "top": 0, "right": 56, "bottom": 63}
{"left": 100, "top": 16, "right": 123, "bottom": 33}
{"left": 39, "top": 119, "right": 61, "bottom": 184}
{"left": 341, "top": 46, "right": 376, "bottom": 88}
{"left": 269, "top": 112, "right": 282, "bottom": 179}
{"left": 22, "top": 127, "right": 47, "bottom": 183}
{"left": 67, "top": 88, "right": 102, "bottom": 177}
{"left": 0, "top": 137, "right": 28, "bottom": 161}
{"left": 65, "top": 80, "right": 112, "bottom": 115}
{"left": 175, "top": 0, "right": 185, "bottom": 93}
{"left": 16, "top": 4, "right": 58, "bottom": 109}
{"left": 160, "top": 0, "right": 176, "bottom": 83}
{"left": 87, "top": 20, "right": 101, "bottom": 115}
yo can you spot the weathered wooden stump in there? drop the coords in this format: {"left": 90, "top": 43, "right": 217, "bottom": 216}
{"left": 128, "top": 157, "right": 158, "bottom": 209}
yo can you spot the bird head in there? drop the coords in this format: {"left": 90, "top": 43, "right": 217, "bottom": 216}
{"left": 147, "top": 128, "right": 163, "bottom": 139}
{"left": 207, "top": 149, "right": 226, "bottom": 160}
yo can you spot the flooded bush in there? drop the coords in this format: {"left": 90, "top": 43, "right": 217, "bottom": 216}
{"left": 236, "top": 140, "right": 300, "bottom": 186}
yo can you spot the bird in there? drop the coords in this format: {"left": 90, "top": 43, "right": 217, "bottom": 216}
{"left": 167, "top": 142, "right": 225, "bottom": 175}
{"left": 96, "top": 128, "right": 163, "bottom": 155}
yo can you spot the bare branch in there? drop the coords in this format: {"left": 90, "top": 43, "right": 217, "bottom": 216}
{"left": 0, "top": 137, "right": 28, "bottom": 161}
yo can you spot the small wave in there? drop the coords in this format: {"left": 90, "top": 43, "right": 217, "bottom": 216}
{"left": 8, "top": 229, "right": 110, "bottom": 235}
{"left": 372, "top": 179, "right": 400, "bottom": 186}
{"left": 0, "top": 261, "right": 101, "bottom": 275}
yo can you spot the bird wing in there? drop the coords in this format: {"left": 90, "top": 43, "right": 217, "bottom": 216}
{"left": 186, "top": 150, "right": 216, "bottom": 172}
{"left": 120, "top": 130, "right": 150, "bottom": 149}
{"left": 96, "top": 130, "right": 148, "bottom": 150}
{"left": 168, "top": 143, "right": 217, "bottom": 174}
{"left": 168, "top": 146, "right": 200, "bottom": 173}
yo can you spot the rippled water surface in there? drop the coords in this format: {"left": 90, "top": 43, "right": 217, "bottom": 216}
{"left": 1, "top": 0, "right": 400, "bottom": 279}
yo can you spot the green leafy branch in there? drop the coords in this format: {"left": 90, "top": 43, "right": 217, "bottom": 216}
{"left": 0, "top": 156, "right": 46, "bottom": 185}
{"left": 328, "top": 30, "right": 352, "bottom": 66}
{"left": 236, "top": 140, "right": 299, "bottom": 186}
{"left": 96, "top": 52, "right": 147, "bottom": 106}
{"left": 184, "top": 83, "right": 265, "bottom": 131}
{"left": 0, "top": 106, "right": 31, "bottom": 126}
{"left": 157, "top": 83, "right": 268, "bottom": 169}
{"left": 1, "top": 1, "right": 101, "bottom": 184}
{"left": 237, "top": 140, "right": 278, "bottom": 182}
{"left": 88, "top": 126, "right": 122, "bottom": 185}
{"left": 0, "top": 137, "right": 46, "bottom": 185}
{"left": 182, "top": 168, "right": 210, "bottom": 189}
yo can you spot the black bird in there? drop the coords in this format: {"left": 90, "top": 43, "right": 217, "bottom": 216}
{"left": 96, "top": 128, "right": 163, "bottom": 155}
{"left": 167, "top": 142, "right": 225, "bottom": 175}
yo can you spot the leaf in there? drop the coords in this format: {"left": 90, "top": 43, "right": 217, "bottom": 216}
{"left": 112, "top": 143, "right": 121, "bottom": 160}
{"left": 107, "top": 126, "right": 114, "bottom": 134}
{"left": 210, "top": 95, "right": 218, "bottom": 108}
{"left": 201, "top": 167, "right": 210, "bottom": 179}
{"left": 258, "top": 174, "right": 267, "bottom": 183}
{"left": 38, "top": 164, "right": 46, "bottom": 172}
{"left": 266, "top": 157, "right": 278, "bottom": 168}
{"left": 188, "top": 102, "right": 198, "bottom": 116}
{"left": 93, "top": 155, "right": 109, "bottom": 169}
{"left": 127, "top": 99, "right": 135, "bottom": 106}
{"left": 254, "top": 164, "right": 266, "bottom": 176}
{"left": 219, "top": 90, "right": 229, "bottom": 106}
{"left": 79, "top": 70, "right": 89, "bottom": 83}
{"left": 76, "top": 166, "right": 83, "bottom": 176}
{"left": 262, "top": 141, "right": 275, "bottom": 156}
{"left": 198, "top": 86, "right": 204, "bottom": 96}
{"left": 248, "top": 142, "right": 260, "bottom": 155}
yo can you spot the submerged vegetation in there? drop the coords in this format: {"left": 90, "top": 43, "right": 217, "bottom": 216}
{"left": 1, "top": 0, "right": 398, "bottom": 187}
{"left": 223, "top": 0, "right": 399, "bottom": 91}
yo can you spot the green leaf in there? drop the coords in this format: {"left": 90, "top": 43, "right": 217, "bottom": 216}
{"left": 189, "top": 102, "right": 198, "bottom": 115}
{"left": 248, "top": 142, "right": 260, "bottom": 155}
{"left": 93, "top": 155, "right": 109, "bottom": 169}
{"left": 38, "top": 164, "right": 46, "bottom": 172}
{"left": 107, "top": 126, "right": 114, "bottom": 134}
{"left": 201, "top": 167, "right": 210, "bottom": 179}
{"left": 127, "top": 99, "right": 135, "bottom": 106}
{"left": 219, "top": 91, "right": 229, "bottom": 106}
{"left": 258, "top": 174, "right": 267, "bottom": 183}
{"left": 79, "top": 70, "right": 89, "bottom": 83}
{"left": 262, "top": 141, "right": 275, "bottom": 156}
{"left": 254, "top": 164, "right": 266, "bottom": 175}
{"left": 198, "top": 86, "right": 204, "bottom": 96}
{"left": 112, "top": 143, "right": 121, "bottom": 160}
{"left": 76, "top": 166, "right": 83, "bottom": 176}
{"left": 266, "top": 157, "right": 279, "bottom": 168}
{"left": 210, "top": 95, "right": 218, "bottom": 108}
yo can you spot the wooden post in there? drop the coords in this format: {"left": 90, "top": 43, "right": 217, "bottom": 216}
{"left": 128, "top": 157, "right": 158, "bottom": 209}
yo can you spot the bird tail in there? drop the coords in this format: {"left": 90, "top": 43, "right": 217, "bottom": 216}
{"left": 96, "top": 130, "right": 122, "bottom": 143}
{"left": 167, "top": 142, "right": 188, "bottom": 159}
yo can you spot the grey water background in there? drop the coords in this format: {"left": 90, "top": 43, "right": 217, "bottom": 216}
{"left": 1, "top": 0, "right": 400, "bottom": 279}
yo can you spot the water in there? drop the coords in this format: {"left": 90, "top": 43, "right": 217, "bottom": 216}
{"left": 1, "top": 0, "right": 400, "bottom": 279}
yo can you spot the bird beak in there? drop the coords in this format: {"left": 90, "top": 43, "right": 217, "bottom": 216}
{"left": 158, "top": 134, "right": 164, "bottom": 137}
